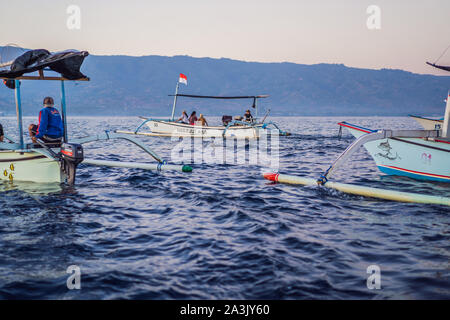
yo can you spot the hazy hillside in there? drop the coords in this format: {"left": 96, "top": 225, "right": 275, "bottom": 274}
{"left": 1, "top": 52, "right": 449, "bottom": 116}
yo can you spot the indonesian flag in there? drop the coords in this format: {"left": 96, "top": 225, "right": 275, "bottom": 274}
{"left": 179, "top": 73, "right": 188, "bottom": 85}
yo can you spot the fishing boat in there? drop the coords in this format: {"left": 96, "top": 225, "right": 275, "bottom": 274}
{"left": 336, "top": 119, "right": 449, "bottom": 182}
{"left": 263, "top": 61, "right": 450, "bottom": 205}
{"left": 409, "top": 60, "right": 450, "bottom": 130}
{"left": 0, "top": 48, "right": 191, "bottom": 185}
{"left": 409, "top": 115, "right": 443, "bottom": 130}
{"left": 327, "top": 61, "right": 450, "bottom": 183}
{"left": 117, "top": 75, "right": 289, "bottom": 139}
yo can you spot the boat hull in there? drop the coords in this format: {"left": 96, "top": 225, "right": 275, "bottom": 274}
{"left": 146, "top": 120, "right": 262, "bottom": 138}
{"left": 409, "top": 115, "right": 443, "bottom": 130}
{"left": 340, "top": 123, "right": 450, "bottom": 182}
{"left": 0, "top": 151, "right": 64, "bottom": 183}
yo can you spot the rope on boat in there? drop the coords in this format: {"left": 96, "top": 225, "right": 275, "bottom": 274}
{"left": 263, "top": 173, "right": 450, "bottom": 206}
{"left": 434, "top": 43, "right": 450, "bottom": 64}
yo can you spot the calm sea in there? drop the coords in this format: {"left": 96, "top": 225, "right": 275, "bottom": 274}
{"left": 0, "top": 116, "right": 448, "bottom": 299}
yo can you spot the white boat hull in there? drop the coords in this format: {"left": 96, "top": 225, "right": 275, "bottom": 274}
{"left": 340, "top": 122, "right": 450, "bottom": 182}
{"left": 0, "top": 151, "right": 64, "bottom": 183}
{"left": 146, "top": 120, "right": 262, "bottom": 138}
{"left": 410, "top": 115, "right": 443, "bottom": 130}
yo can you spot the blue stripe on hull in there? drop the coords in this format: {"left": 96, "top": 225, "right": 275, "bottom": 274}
{"left": 378, "top": 166, "right": 450, "bottom": 182}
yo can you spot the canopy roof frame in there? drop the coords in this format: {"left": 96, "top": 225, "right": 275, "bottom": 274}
{"left": 426, "top": 61, "right": 450, "bottom": 72}
{"left": 168, "top": 93, "right": 269, "bottom": 121}
{"left": 1, "top": 69, "right": 90, "bottom": 149}
{"left": 169, "top": 94, "right": 269, "bottom": 99}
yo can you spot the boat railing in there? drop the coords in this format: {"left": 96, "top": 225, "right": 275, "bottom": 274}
{"left": 72, "top": 131, "right": 164, "bottom": 163}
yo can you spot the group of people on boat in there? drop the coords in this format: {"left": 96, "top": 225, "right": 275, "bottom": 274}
{"left": 176, "top": 110, "right": 208, "bottom": 126}
{"left": 0, "top": 96, "right": 64, "bottom": 145}
{"left": 175, "top": 109, "right": 254, "bottom": 127}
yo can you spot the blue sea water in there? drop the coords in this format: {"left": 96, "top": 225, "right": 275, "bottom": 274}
{"left": 0, "top": 116, "right": 448, "bottom": 299}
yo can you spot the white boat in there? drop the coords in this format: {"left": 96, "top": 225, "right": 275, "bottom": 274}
{"left": 409, "top": 115, "right": 443, "bottom": 130}
{"left": 0, "top": 48, "right": 192, "bottom": 185}
{"left": 262, "top": 60, "right": 450, "bottom": 205}
{"left": 321, "top": 61, "right": 450, "bottom": 184}
{"left": 408, "top": 62, "right": 449, "bottom": 130}
{"left": 263, "top": 97, "right": 450, "bottom": 204}
{"left": 337, "top": 121, "right": 450, "bottom": 182}
{"left": 118, "top": 77, "right": 289, "bottom": 139}
{"left": 327, "top": 87, "right": 450, "bottom": 183}
{"left": 0, "top": 148, "right": 64, "bottom": 183}
{"left": 140, "top": 116, "right": 266, "bottom": 139}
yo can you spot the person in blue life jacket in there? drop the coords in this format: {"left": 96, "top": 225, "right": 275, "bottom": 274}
{"left": 28, "top": 96, "right": 64, "bottom": 144}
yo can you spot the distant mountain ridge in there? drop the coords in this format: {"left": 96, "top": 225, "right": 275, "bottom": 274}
{"left": 0, "top": 50, "right": 449, "bottom": 116}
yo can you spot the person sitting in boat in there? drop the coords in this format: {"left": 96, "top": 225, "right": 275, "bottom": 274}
{"left": 29, "top": 96, "right": 64, "bottom": 144}
{"left": 197, "top": 114, "right": 208, "bottom": 126}
{"left": 176, "top": 110, "right": 189, "bottom": 124}
{"left": 189, "top": 111, "right": 198, "bottom": 125}
{"left": 234, "top": 116, "right": 244, "bottom": 126}
{"left": 0, "top": 123, "right": 4, "bottom": 142}
{"left": 244, "top": 109, "right": 254, "bottom": 123}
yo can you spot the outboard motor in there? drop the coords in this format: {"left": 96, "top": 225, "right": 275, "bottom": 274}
{"left": 60, "top": 143, "right": 84, "bottom": 185}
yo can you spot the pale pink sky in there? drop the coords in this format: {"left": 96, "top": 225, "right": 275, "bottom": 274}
{"left": 1, "top": 0, "right": 449, "bottom": 75}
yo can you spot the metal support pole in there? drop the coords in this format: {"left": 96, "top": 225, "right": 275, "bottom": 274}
{"left": 14, "top": 80, "right": 24, "bottom": 149}
{"left": 443, "top": 91, "right": 450, "bottom": 138}
{"left": 170, "top": 82, "right": 179, "bottom": 121}
{"left": 61, "top": 80, "right": 68, "bottom": 142}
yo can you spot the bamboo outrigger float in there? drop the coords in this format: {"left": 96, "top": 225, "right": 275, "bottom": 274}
{"left": 263, "top": 173, "right": 450, "bottom": 206}
{"left": 117, "top": 76, "right": 290, "bottom": 139}
{"left": 0, "top": 49, "right": 192, "bottom": 185}
{"left": 263, "top": 62, "right": 450, "bottom": 205}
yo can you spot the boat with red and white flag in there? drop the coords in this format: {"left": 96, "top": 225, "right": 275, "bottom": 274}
{"left": 178, "top": 73, "right": 187, "bottom": 85}
{"left": 118, "top": 74, "right": 290, "bottom": 139}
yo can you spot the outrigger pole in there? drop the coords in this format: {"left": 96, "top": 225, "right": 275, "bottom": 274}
{"left": 83, "top": 159, "right": 192, "bottom": 173}
{"left": 263, "top": 173, "right": 450, "bottom": 206}
{"left": 8, "top": 74, "right": 89, "bottom": 147}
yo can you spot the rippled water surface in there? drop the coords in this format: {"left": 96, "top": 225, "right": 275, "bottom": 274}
{"left": 0, "top": 116, "right": 449, "bottom": 299}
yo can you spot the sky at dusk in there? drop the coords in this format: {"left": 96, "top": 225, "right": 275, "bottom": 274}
{"left": 1, "top": 0, "right": 449, "bottom": 75}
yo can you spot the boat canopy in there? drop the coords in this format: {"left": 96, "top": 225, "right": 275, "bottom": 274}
{"left": 426, "top": 62, "right": 450, "bottom": 72}
{"left": 0, "top": 49, "right": 89, "bottom": 80}
{"left": 169, "top": 94, "right": 269, "bottom": 99}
